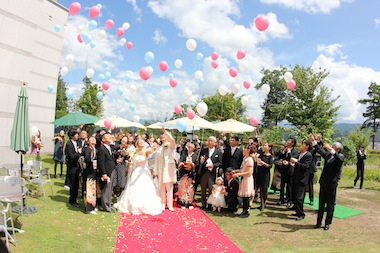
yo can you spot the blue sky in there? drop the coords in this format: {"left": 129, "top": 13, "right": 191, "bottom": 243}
{"left": 56, "top": 0, "right": 380, "bottom": 125}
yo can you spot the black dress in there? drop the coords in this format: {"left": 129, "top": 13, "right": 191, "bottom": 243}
{"left": 256, "top": 154, "right": 274, "bottom": 189}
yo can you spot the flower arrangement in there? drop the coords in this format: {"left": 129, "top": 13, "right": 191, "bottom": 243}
{"left": 126, "top": 147, "right": 137, "bottom": 164}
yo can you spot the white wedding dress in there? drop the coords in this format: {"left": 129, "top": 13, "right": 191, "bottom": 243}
{"left": 117, "top": 155, "right": 163, "bottom": 215}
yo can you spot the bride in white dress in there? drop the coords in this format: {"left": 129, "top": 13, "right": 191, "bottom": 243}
{"left": 117, "top": 138, "right": 163, "bottom": 215}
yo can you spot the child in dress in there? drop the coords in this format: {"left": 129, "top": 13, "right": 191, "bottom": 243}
{"left": 207, "top": 177, "right": 226, "bottom": 212}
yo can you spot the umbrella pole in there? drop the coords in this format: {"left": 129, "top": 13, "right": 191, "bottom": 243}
{"left": 20, "top": 152, "right": 25, "bottom": 207}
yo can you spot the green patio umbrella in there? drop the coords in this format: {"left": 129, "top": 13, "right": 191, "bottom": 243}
{"left": 51, "top": 112, "right": 99, "bottom": 126}
{"left": 10, "top": 83, "right": 30, "bottom": 171}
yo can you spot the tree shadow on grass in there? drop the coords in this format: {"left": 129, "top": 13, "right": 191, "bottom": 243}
{"left": 253, "top": 220, "right": 316, "bottom": 232}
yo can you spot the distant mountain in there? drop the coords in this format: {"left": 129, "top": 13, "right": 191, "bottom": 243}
{"left": 334, "top": 123, "right": 361, "bottom": 133}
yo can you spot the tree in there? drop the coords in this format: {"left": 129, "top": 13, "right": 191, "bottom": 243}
{"left": 55, "top": 74, "right": 69, "bottom": 119}
{"left": 257, "top": 65, "right": 340, "bottom": 140}
{"left": 74, "top": 76, "right": 104, "bottom": 117}
{"left": 358, "top": 82, "right": 380, "bottom": 149}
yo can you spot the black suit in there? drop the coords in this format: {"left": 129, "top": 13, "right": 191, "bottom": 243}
{"left": 64, "top": 140, "right": 81, "bottom": 204}
{"left": 199, "top": 148, "right": 223, "bottom": 208}
{"left": 314, "top": 144, "right": 344, "bottom": 226}
{"left": 279, "top": 148, "right": 299, "bottom": 204}
{"left": 222, "top": 143, "right": 243, "bottom": 173}
{"left": 354, "top": 150, "right": 366, "bottom": 189}
{"left": 292, "top": 151, "right": 313, "bottom": 217}
{"left": 224, "top": 178, "right": 239, "bottom": 212}
{"left": 97, "top": 144, "right": 116, "bottom": 211}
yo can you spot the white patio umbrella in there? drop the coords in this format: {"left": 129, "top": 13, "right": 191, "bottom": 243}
{"left": 213, "top": 119, "right": 255, "bottom": 133}
{"left": 95, "top": 115, "right": 146, "bottom": 130}
{"left": 163, "top": 115, "right": 216, "bottom": 130}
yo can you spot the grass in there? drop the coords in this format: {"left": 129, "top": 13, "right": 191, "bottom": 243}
{"left": 7, "top": 154, "right": 380, "bottom": 253}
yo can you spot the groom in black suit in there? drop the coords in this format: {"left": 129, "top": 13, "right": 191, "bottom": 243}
{"left": 222, "top": 136, "right": 244, "bottom": 176}
{"left": 290, "top": 140, "right": 313, "bottom": 220}
{"left": 97, "top": 133, "right": 116, "bottom": 212}
{"left": 199, "top": 136, "right": 223, "bottom": 210}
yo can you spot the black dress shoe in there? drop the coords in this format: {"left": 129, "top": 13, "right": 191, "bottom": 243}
{"left": 239, "top": 212, "right": 250, "bottom": 218}
{"left": 71, "top": 203, "right": 80, "bottom": 208}
{"left": 324, "top": 225, "right": 330, "bottom": 230}
{"left": 295, "top": 216, "right": 305, "bottom": 221}
{"left": 314, "top": 224, "right": 321, "bottom": 228}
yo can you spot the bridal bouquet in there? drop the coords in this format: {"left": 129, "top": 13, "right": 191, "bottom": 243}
{"left": 126, "top": 148, "right": 137, "bottom": 164}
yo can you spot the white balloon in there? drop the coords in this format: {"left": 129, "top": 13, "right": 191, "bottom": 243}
{"left": 60, "top": 66, "right": 69, "bottom": 76}
{"left": 119, "top": 38, "right": 126, "bottom": 46}
{"left": 194, "top": 70, "right": 203, "bottom": 80}
{"left": 77, "top": 25, "right": 84, "bottom": 33}
{"left": 31, "top": 126, "right": 39, "bottom": 134}
{"left": 147, "top": 66, "right": 153, "bottom": 74}
{"left": 97, "top": 30, "right": 107, "bottom": 40}
{"left": 196, "top": 101, "right": 208, "bottom": 117}
{"left": 133, "top": 115, "right": 140, "bottom": 122}
{"left": 86, "top": 68, "right": 94, "bottom": 78}
{"left": 186, "top": 39, "right": 197, "bottom": 52}
{"left": 230, "top": 83, "right": 240, "bottom": 95}
{"left": 183, "top": 88, "right": 192, "bottom": 100}
{"left": 284, "top": 72, "right": 293, "bottom": 83}
{"left": 261, "top": 84, "right": 270, "bottom": 95}
{"left": 130, "top": 84, "right": 136, "bottom": 94}
{"left": 65, "top": 54, "right": 74, "bottom": 67}
{"left": 241, "top": 96, "right": 249, "bottom": 106}
{"left": 122, "top": 22, "right": 130, "bottom": 30}
{"left": 218, "top": 85, "right": 228, "bottom": 96}
{"left": 238, "top": 60, "right": 248, "bottom": 73}
{"left": 174, "top": 59, "right": 183, "bottom": 69}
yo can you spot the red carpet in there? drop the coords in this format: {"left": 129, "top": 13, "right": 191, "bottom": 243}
{"left": 114, "top": 207, "right": 243, "bottom": 253}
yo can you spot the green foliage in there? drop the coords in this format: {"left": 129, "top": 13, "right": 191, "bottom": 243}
{"left": 340, "top": 128, "right": 373, "bottom": 165}
{"left": 74, "top": 76, "right": 104, "bottom": 117}
{"left": 340, "top": 135, "right": 356, "bottom": 165}
{"left": 262, "top": 125, "right": 284, "bottom": 146}
{"left": 55, "top": 74, "right": 69, "bottom": 119}
{"left": 341, "top": 167, "right": 380, "bottom": 181}
{"left": 358, "top": 82, "right": 380, "bottom": 149}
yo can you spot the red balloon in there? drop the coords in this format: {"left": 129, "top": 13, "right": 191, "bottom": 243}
{"left": 169, "top": 78, "right": 177, "bottom": 88}
{"left": 250, "top": 117, "right": 258, "bottom": 126}
{"left": 186, "top": 109, "right": 195, "bottom": 120}
{"left": 229, "top": 67, "right": 238, "bottom": 78}
{"left": 139, "top": 67, "right": 151, "bottom": 80}
{"left": 287, "top": 80, "right": 296, "bottom": 90}
{"left": 174, "top": 105, "right": 182, "bottom": 114}
{"left": 116, "top": 27, "right": 124, "bottom": 37}
{"left": 255, "top": 15, "right": 269, "bottom": 31}
{"left": 126, "top": 42, "right": 133, "bottom": 49}
{"left": 104, "top": 119, "right": 112, "bottom": 129}
{"left": 69, "top": 2, "right": 81, "bottom": 15}
{"left": 77, "top": 33, "right": 83, "bottom": 43}
{"left": 102, "top": 82, "right": 110, "bottom": 91}
{"left": 211, "top": 51, "right": 218, "bottom": 61}
{"left": 243, "top": 80, "right": 251, "bottom": 89}
{"left": 237, "top": 50, "right": 246, "bottom": 60}
{"left": 159, "top": 61, "right": 168, "bottom": 72}
{"left": 89, "top": 6, "right": 100, "bottom": 18}
{"left": 105, "top": 19, "right": 114, "bottom": 29}
{"left": 211, "top": 61, "right": 218, "bottom": 69}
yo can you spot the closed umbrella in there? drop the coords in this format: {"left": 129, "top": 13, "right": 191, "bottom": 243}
{"left": 214, "top": 119, "right": 255, "bottom": 133}
{"left": 52, "top": 112, "right": 99, "bottom": 126}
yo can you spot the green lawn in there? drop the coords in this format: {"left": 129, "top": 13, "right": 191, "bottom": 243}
{"left": 7, "top": 154, "right": 380, "bottom": 253}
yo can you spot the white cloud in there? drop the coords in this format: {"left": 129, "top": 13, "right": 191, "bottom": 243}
{"left": 375, "top": 18, "right": 380, "bottom": 28}
{"left": 152, "top": 29, "right": 167, "bottom": 44}
{"left": 317, "top": 43, "right": 348, "bottom": 60}
{"left": 125, "top": 0, "right": 142, "bottom": 22}
{"left": 312, "top": 54, "right": 380, "bottom": 123}
{"left": 260, "top": 0, "right": 346, "bottom": 14}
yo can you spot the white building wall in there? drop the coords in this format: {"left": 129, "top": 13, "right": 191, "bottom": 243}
{"left": 0, "top": 0, "right": 68, "bottom": 164}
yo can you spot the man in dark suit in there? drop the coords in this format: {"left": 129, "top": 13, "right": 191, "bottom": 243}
{"left": 224, "top": 168, "right": 239, "bottom": 212}
{"left": 97, "top": 133, "right": 116, "bottom": 212}
{"left": 199, "top": 136, "right": 223, "bottom": 210}
{"left": 64, "top": 128, "right": 82, "bottom": 208}
{"left": 278, "top": 137, "right": 299, "bottom": 208}
{"left": 290, "top": 140, "right": 313, "bottom": 221}
{"left": 310, "top": 135, "right": 344, "bottom": 231}
{"left": 222, "top": 136, "right": 244, "bottom": 176}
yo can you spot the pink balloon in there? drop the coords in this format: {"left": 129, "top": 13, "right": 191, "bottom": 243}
{"left": 174, "top": 105, "right": 182, "bottom": 114}
{"left": 126, "top": 41, "right": 133, "bottom": 49}
{"left": 159, "top": 61, "right": 168, "bottom": 72}
{"left": 69, "top": 2, "right": 81, "bottom": 15}
{"left": 102, "top": 82, "right": 110, "bottom": 91}
{"left": 255, "top": 15, "right": 269, "bottom": 31}
{"left": 250, "top": 117, "right": 259, "bottom": 127}
{"left": 229, "top": 67, "right": 238, "bottom": 78}
{"left": 211, "top": 51, "right": 218, "bottom": 61}
{"left": 77, "top": 33, "right": 83, "bottom": 43}
{"left": 105, "top": 19, "right": 114, "bottom": 29}
{"left": 243, "top": 80, "right": 251, "bottom": 89}
{"left": 211, "top": 61, "right": 218, "bottom": 69}
{"left": 186, "top": 109, "right": 195, "bottom": 120}
{"left": 287, "top": 80, "right": 296, "bottom": 90}
{"left": 89, "top": 6, "right": 100, "bottom": 18}
{"left": 104, "top": 119, "right": 112, "bottom": 129}
{"left": 169, "top": 78, "right": 177, "bottom": 88}
{"left": 139, "top": 67, "right": 151, "bottom": 80}
{"left": 116, "top": 27, "right": 124, "bottom": 37}
{"left": 237, "top": 50, "right": 246, "bottom": 60}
